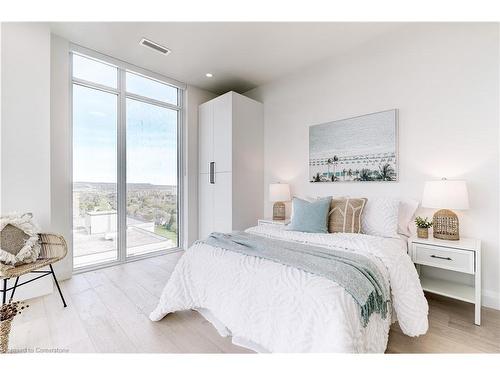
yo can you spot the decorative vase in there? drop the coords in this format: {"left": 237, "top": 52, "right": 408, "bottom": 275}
{"left": 0, "top": 318, "right": 13, "bottom": 354}
{"left": 417, "top": 227, "right": 429, "bottom": 239}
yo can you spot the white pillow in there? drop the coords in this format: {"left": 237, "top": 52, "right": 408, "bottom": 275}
{"left": 398, "top": 199, "right": 419, "bottom": 237}
{"left": 361, "top": 197, "right": 400, "bottom": 238}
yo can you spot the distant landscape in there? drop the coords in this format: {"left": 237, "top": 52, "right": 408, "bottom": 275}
{"left": 73, "top": 181, "right": 178, "bottom": 244}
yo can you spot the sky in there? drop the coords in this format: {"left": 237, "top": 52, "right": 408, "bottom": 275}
{"left": 72, "top": 55, "right": 178, "bottom": 186}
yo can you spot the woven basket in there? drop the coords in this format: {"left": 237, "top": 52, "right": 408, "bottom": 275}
{"left": 0, "top": 318, "right": 13, "bottom": 354}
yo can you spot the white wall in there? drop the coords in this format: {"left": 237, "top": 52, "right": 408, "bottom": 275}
{"left": 1, "top": 23, "right": 52, "bottom": 226}
{"left": 184, "top": 86, "right": 217, "bottom": 248}
{"left": 50, "top": 34, "right": 72, "bottom": 279}
{"left": 1, "top": 22, "right": 54, "bottom": 298}
{"left": 246, "top": 23, "right": 500, "bottom": 309}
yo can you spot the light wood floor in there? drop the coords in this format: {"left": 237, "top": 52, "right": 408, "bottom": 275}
{"left": 8, "top": 252, "right": 500, "bottom": 353}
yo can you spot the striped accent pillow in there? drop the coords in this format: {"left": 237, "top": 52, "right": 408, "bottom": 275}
{"left": 328, "top": 198, "right": 367, "bottom": 233}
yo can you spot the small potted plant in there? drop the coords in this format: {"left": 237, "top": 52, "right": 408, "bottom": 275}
{"left": 415, "top": 216, "right": 433, "bottom": 239}
{"left": 1, "top": 300, "right": 29, "bottom": 353}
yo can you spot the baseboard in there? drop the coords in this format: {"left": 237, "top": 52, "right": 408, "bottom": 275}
{"left": 482, "top": 289, "right": 500, "bottom": 310}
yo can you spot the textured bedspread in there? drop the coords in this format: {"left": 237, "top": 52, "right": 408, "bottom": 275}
{"left": 150, "top": 226, "right": 428, "bottom": 352}
{"left": 202, "top": 231, "right": 389, "bottom": 327}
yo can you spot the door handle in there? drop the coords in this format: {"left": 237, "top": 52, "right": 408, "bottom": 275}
{"left": 430, "top": 255, "right": 452, "bottom": 261}
{"left": 209, "top": 162, "right": 215, "bottom": 184}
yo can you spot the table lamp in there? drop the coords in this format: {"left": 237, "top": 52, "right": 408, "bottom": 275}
{"left": 421, "top": 178, "right": 469, "bottom": 240}
{"left": 269, "top": 183, "right": 290, "bottom": 221}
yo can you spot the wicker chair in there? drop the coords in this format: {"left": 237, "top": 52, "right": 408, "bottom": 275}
{"left": 1, "top": 233, "right": 67, "bottom": 307}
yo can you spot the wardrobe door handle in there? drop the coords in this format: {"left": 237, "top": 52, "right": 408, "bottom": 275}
{"left": 209, "top": 162, "right": 215, "bottom": 184}
{"left": 430, "top": 254, "right": 452, "bottom": 261}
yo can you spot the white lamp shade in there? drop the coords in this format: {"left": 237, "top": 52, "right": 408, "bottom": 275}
{"left": 422, "top": 180, "right": 469, "bottom": 210}
{"left": 269, "top": 183, "right": 291, "bottom": 202}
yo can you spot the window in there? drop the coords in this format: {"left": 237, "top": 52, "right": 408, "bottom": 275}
{"left": 72, "top": 54, "right": 118, "bottom": 88}
{"left": 126, "top": 99, "right": 178, "bottom": 257}
{"left": 72, "top": 50, "right": 183, "bottom": 270}
{"left": 72, "top": 85, "right": 118, "bottom": 265}
{"left": 126, "top": 72, "right": 178, "bottom": 105}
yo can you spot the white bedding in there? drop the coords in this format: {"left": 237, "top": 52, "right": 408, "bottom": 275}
{"left": 150, "top": 226, "right": 428, "bottom": 353}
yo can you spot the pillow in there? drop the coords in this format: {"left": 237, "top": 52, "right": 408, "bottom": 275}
{"left": 328, "top": 198, "right": 367, "bottom": 233}
{"left": 1, "top": 224, "right": 29, "bottom": 255}
{"left": 398, "top": 199, "right": 419, "bottom": 237}
{"left": 289, "top": 196, "right": 316, "bottom": 221}
{"left": 361, "top": 197, "right": 400, "bottom": 238}
{"left": 287, "top": 196, "right": 331, "bottom": 233}
{"left": 0, "top": 213, "right": 41, "bottom": 267}
{"left": 290, "top": 195, "right": 343, "bottom": 221}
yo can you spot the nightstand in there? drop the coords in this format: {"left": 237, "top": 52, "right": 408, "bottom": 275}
{"left": 257, "top": 218, "right": 290, "bottom": 228}
{"left": 409, "top": 236, "right": 481, "bottom": 325}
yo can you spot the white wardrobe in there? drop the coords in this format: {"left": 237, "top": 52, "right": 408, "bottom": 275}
{"left": 198, "top": 91, "right": 264, "bottom": 239}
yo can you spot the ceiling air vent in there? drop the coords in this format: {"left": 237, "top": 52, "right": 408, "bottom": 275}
{"left": 139, "top": 38, "right": 171, "bottom": 55}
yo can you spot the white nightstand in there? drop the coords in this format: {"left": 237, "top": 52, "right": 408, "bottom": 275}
{"left": 257, "top": 218, "right": 290, "bottom": 228}
{"left": 409, "top": 236, "right": 481, "bottom": 325}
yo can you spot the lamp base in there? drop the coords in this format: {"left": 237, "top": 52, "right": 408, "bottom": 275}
{"left": 273, "top": 202, "right": 286, "bottom": 221}
{"left": 433, "top": 209, "right": 460, "bottom": 240}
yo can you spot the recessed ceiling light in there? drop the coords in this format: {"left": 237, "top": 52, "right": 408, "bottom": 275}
{"left": 139, "top": 38, "right": 171, "bottom": 56}
{"left": 205, "top": 73, "right": 213, "bottom": 78}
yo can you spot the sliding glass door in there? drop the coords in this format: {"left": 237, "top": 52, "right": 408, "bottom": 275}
{"left": 72, "top": 49, "right": 182, "bottom": 270}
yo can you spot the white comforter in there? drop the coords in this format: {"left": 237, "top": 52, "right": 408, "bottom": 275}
{"left": 150, "top": 226, "right": 428, "bottom": 352}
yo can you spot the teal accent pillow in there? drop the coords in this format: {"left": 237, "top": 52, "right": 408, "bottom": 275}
{"left": 287, "top": 197, "right": 332, "bottom": 233}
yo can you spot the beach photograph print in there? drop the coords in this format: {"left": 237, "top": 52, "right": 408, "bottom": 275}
{"left": 309, "top": 109, "right": 398, "bottom": 183}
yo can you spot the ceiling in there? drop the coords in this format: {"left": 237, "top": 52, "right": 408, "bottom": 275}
{"left": 50, "top": 22, "right": 404, "bottom": 94}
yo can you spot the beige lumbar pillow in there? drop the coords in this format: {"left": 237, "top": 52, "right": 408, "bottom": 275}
{"left": 328, "top": 198, "right": 367, "bottom": 233}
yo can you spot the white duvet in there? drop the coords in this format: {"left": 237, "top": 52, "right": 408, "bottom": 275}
{"left": 150, "top": 226, "right": 428, "bottom": 353}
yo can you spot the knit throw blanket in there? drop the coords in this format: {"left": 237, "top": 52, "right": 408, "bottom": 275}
{"left": 201, "top": 232, "right": 390, "bottom": 326}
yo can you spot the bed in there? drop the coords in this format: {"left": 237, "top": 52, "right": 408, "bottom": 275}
{"left": 150, "top": 223, "right": 428, "bottom": 353}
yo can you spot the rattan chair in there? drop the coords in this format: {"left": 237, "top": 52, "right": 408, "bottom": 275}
{"left": 1, "top": 233, "right": 67, "bottom": 307}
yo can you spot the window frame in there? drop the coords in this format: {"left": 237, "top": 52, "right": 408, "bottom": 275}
{"left": 125, "top": 70, "right": 179, "bottom": 106}
{"left": 70, "top": 44, "right": 186, "bottom": 274}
